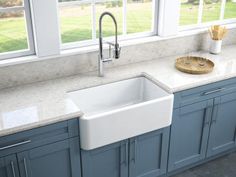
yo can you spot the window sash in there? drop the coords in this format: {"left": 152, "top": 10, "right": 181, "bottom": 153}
{"left": 58, "top": 0, "right": 156, "bottom": 49}
{"left": 0, "top": 0, "right": 34, "bottom": 60}
{"left": 180, "top": 0, "right": 236, "bottom": 27}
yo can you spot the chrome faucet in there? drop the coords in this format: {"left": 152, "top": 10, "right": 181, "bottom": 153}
{"left": 98, "top": 12, "right": 121, "bottom": 77}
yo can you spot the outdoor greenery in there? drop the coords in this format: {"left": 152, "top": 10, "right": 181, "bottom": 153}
{"left": 180, "top": 1, "right": 236, "bottom": 25}
{"left": 0, "top": 0, "right": 236, "bottom": 53}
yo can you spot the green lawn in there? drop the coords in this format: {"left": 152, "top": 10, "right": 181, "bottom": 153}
{"left": 0, "top": 16, "right": 28, "bottom": 53}
{"left": 59, "top": 2, "right": 152, "bottom": 43}
{"left": 0, "top": 1, "right": 236, "bottom": 53}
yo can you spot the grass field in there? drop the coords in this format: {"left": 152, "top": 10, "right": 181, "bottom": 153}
{"left": 0, "top": 1, "right": 236, "bottom": 53}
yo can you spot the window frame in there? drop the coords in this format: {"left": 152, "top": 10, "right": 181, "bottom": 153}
{"left": 0, "top": 0, "right": 236, "bottom": 62}
{"left": 0, "top": 0, "right": 35, "bottom": 60}
{"left": 58, "top": 0, "right": 157, "bottom": 50}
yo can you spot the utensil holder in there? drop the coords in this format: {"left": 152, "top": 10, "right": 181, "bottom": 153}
{"left": 210, "top": 40, "right": 222, "bottom": 55}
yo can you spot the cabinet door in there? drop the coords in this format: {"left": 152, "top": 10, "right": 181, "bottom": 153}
{"left": 17, "top": 137, "right": 81, "bottom": 177}
{"left": 81, "top": 140, "right": 129, "bottom": 177}
{"left": 168, "top": 100, "right": 213, "bottom": 172}
{"left": 0, "top": 154, "right": 20, "bottom": 177}
{"left": 129, "top": 128, "right": 170, "bottom": 177}
{"left": 207, "top": 93, "right": 236, "bottom": 157}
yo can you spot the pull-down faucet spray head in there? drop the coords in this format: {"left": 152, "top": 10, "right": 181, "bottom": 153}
{"left": 114, "top": 43, "right": 121, "bottom": 59}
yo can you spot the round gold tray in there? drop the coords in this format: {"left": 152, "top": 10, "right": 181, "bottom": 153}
{"left": 175, "top": 56, "right": 214, "bottom": 74}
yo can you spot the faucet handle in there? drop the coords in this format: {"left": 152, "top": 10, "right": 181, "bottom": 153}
{"left": 114, "top": 44, "right": 121, "bottom": 59}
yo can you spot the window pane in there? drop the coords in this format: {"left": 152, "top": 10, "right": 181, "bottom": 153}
{"left": 59, "top": 3, "right": 92, "bottom": 43}
{"left": 202, "top": 0, "right": 221, "bottom": 22}
{"left": 0, "top": 0, "right": 23, "bottom": 8}
{"left": 224, "top": 1, "right": 236, "bottom": 19}
{"left": 127, "top": 0, "right": 153, "bottom": 34}
{"left": 96, "top": 1, "right": 123, "bottom": 38}
{"left": 179, "top": 0, "right": 199, "bottom": 26}
{"left": 0, "top": 11, "right": 28, "bottom": 53}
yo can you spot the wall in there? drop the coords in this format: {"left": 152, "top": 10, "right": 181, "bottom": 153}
{"left": 0, "top": 28, "right": 236, "bottom": 90}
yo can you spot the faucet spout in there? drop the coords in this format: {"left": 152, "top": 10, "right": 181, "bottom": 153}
{"left": 98, "top": 12, "right": 121, "bottom": 77}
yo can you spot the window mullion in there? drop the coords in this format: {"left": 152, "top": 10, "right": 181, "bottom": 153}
{"left": 30, "top": 0, "right": 60, "bottom": 57}
{"left": 197, "top": 0, "right": 204, "bottom": 24}
{"left": 92, "top": 1, "right": 96, "bottom": 40}
{"left": 220, "top": 0, "right": 226, "bottom": 20}
{"left": 152, "top": 0, "right": 158, "bottom": 34}
{"left": 158, "top": 0, "right": 180, "bottom": 36}
{"left": 122, "top": 0, "right": 127, "bottom": 35}
{"left": 24, "top": 0, "right": 35, "bottom": 55}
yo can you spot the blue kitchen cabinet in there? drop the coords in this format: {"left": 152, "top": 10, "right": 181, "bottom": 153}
{"left": 81, "top": 128, "right": 170, "bottom": 177}
{"left": 207, "top": 92, "right": 236, "bottom": 157}
{"left": 81, "top": 140, "right": 129, "bottom": 177}
{"left": 129, "top": 128, "right": 169, "bottom": 177}
{"left": 17, "top": 137, "right": 81, "bottom": 177}
{"left": 168, "top": 100, "right": 214, "bottom": 172}
{"left": 0, "top": 154, "right": 20, "bottom": 177}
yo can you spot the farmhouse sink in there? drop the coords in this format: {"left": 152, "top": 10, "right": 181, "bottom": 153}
{"left": 68, "top": 76, "right": 174, "bottom": 150}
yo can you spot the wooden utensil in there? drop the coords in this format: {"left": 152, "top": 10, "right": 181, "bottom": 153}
{"left": 209, "top": 25, "right": 228, "bottom": 40}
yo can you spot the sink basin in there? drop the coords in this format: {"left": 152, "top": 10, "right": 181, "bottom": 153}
{"left": 68, "top": 76, "right": 174, "bottom": 150}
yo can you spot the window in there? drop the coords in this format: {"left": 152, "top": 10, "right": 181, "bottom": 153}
{"left": 179, "top": 0, "right": 236, "bottom": 27}
{"left": 0, "top": 0, "right": 34, "bottom": 59}
{"left": 58, "top": 0, "right": 155, "bottom": 48}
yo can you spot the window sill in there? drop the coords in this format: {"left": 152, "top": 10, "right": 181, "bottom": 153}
{"left": 0, "top": 23, "right": 236, "bottom": 68}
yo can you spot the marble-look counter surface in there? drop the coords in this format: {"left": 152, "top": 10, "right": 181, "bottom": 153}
{"left": 0, "top": 45, "right": 236, "bottom": 137}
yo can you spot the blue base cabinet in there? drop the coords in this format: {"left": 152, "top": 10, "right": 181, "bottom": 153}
{"left": 207, "top": 93, "right": 236, "bottom": 157}
{"left": 81, "top": 140, "right": 129, "bottom": 177}
{"left": 81, "top": 128, "right": 170, "bottom": 177}
{"left": 0, "top": 155, "right": 20, "bottom": 177}
{"left": 129, "top": 128, "right": 169, "bottom": 177}
{"left": 17, "top": 137, "right": 81, "bottom": 177}
{"left": 168, "top": 100, "right": 213, "bottom": 172}
{"left": 0, "top": 119, "right": 82, "bottom": 177}
{"left": 169, "top": 78, "right": 236, "bottom": 173}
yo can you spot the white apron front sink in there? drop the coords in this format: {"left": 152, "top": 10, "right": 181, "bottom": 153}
{"left": 68, "top": 76, "right": 174, "bottom": 150}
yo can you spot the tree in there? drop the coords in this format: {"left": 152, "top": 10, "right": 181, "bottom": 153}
{"left": 0, "top": 0, "right": 22, "bottom": 7}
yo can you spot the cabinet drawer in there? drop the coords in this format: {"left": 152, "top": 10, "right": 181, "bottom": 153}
{"left": 174, "top": 77, "right": 236, "bottom": 108}
{"left": 0, "top": 118, "right": 79, "bottom": 157}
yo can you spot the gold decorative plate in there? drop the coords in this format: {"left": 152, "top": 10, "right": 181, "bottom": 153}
{"left": 175, "top": 56, "right": 214, "bottom": 74}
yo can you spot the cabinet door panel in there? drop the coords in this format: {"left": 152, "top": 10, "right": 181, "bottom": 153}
{"left": 81, "top": 140, "right": 128, "bottom": 177}
{"left": 17, "top": 138, "right": 81, "bottom": 177}
{"left": 129, "top": 128, "right": 169, "bottom": 177}
{"left": 0, "top": 154, "right": 20, "bottom": 177}
{"left": 168, "top": 100, "right": 213, "bottom": 172}
{"left": 207, "top": 94, "right": 236, "bottom": 157}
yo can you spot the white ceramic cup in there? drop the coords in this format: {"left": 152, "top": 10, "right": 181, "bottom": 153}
{"left": 210, "top": 40, "right": 222, "bottom": 55}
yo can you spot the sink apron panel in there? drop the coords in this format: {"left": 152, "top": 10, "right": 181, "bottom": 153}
{"left": 80, "top": 95, "right": 173, "bottom": 150}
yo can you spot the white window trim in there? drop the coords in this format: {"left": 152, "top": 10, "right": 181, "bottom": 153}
{"left": 0, "top": 0, "right": 35, "bottom": 60}
{"left": 158, "top": 0, "right": 180, "bottom": 36}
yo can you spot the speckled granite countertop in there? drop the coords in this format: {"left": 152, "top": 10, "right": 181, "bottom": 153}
{"left": 0, "top": 45, "right": 236, "bottom": 137}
